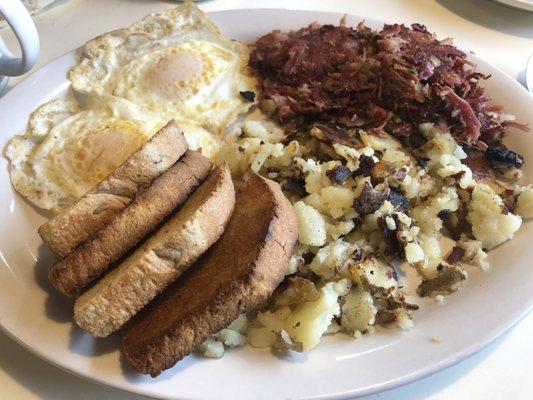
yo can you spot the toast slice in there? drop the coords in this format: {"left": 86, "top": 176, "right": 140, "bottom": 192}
{"left": 74, "top": 164, "right": 235, "bottom": 338}
{"left": 122, "top": 174, "right": 298, "bottom": 376}
{"left": 49, "top": 150, "right": 212, "bottom": 297}
{"left": 38, "top": 120, "right": 188, "bottom": 257}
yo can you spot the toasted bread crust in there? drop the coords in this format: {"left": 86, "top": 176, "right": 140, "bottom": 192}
{"left": 123, "top": 174, "right": 298, "bottom": 376}
{"left": 74, "top": 165, "right": 235, "bottom": 338}
{"left": 38, "top": 120, "right": 188, "bottom": 257}
{"left": 49, "top": 151, "right": 212, "bottom": 297}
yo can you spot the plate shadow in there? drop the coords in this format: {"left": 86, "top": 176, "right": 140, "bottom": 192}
{"left": 68, "top": 324, "right": 121, "bottom": 357}
{"left": 34, "top": 244, "right": 74, "bottom": 323}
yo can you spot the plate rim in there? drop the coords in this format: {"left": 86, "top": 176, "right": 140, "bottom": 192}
{"left": 492, "top": 0, "right": 533, "bottom": 12}
{"left": 0, "top": 8, "right": 532, "bottom": 400}
{"left": 4, "top": 300, "right": 532, "bottom": 400}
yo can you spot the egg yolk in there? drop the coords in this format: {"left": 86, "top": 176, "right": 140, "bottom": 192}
{"left": 69, "top": 121, "right": 147, "bottom": 187}
{"left": 145, "top": 53, "right": 204, "bottom": 99}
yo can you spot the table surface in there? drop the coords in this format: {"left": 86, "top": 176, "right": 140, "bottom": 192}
{"left": 0, "top": 0, "right": 532, "bottom": 399}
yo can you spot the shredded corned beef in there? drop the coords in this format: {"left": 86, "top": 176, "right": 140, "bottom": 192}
{"left": 250, "top": 22, "right": 527, "bottom": 155}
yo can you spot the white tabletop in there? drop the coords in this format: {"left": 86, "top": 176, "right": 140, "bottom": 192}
{"left": 0, "top": 0, "right": 532, "bottom": 399}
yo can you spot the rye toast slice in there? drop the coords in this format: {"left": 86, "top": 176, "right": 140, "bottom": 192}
{"left": 38, "top": 120, "right": 188, "bottom": 257}
{"left": 122, "top": 174, "right": 298, "bottom": 376}
{"left": 49, "top": 150, "right": 212, "bottom": 297}
{"left": 74, "top": 164, "right": 235, "bottom": 338}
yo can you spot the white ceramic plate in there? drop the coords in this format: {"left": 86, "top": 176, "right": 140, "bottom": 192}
{"left": 0, "top": 9, "right": 532, "bottom": 400}
{"left": 492, "top": 0, "right": 533, "bottom": 11}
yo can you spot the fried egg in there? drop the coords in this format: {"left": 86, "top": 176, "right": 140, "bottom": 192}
{"left": 6, "top": 97, "right": 222, "bottom": 212}
{"left": 69, "top": 3, "right": 257, "bottom": 135}
{"left": 6, "top": 99, "right": 164, "bottom": 212}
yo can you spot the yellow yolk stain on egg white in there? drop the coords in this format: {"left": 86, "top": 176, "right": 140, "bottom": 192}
{"left": 148, "top": 53, "right": 204, "bottom": 95}
{"left": 121, "top": 42, "right": 226, "bottom": 114}
{"left": 67, "top": 121, "right": 147, "bottom": 187}
{"left": 28, "top": 114, "right": 150, "bottom": 206}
